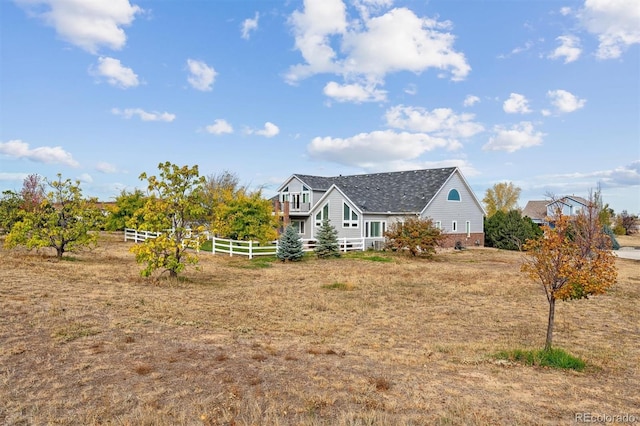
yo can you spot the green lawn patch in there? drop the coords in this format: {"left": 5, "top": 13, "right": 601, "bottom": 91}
{"left": 494, "top": 348, "right": 586, "bottom": 371}
{"left": 322, "top": 282, "right": 357, "bottom": 291}
{"left": 343, "top": 251, "right": 393, "bottom": 262}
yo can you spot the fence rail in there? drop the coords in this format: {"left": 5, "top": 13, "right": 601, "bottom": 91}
{"left": 124, "top": 228, "right": 369, "bottom": 259}
{"left": 124, "top": 228, "right": 162, "bottom": 243}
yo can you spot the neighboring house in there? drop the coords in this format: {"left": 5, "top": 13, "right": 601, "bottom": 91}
{"left": 522, "top": 201, "right": 549, "bottom": 225}
{"left": 523, "top": 196, "right": 591, "bottom": 225}
{"left": 274, "top": 167, "right": 486, "bottom": 249}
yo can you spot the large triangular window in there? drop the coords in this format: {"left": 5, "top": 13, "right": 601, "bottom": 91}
{"left": 343, "top": 203, "right": 358, "bottom": 228}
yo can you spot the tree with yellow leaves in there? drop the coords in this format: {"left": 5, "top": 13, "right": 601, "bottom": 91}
{"left": 4, "top": 174, "right": 101, "bottom": 259}
{"left": 483, "top": 182, "right": 521, "bottom": 217}
{"left": 129, "top": 162, "right": 206, "bottom": 278}
{"left": 522, "top": 211, "right": 617, "bottom": 351}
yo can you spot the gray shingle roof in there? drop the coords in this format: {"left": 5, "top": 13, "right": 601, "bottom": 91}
{"left": 294, "top": 167, "right": 456, "bottom": 213}
{"left": 522, "top": 200, "right": 548, "bottom": 221}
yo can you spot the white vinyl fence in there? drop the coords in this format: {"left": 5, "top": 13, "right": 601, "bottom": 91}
{"left": 124, "top": 228, "right": 367, "bottom": 259}
{"left": 124, "top": 228, "right": 162, "bottom": 243}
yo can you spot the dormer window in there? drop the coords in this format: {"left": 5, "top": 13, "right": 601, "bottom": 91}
{"left": 447, "top": 189, "right": 461, "bottom": 201}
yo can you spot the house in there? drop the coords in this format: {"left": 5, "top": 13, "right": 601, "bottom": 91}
{"left": 523, "top": 196, "right": 591, "bottom": 225}
{"left": 274, "top": 167, "right": 486, "bottom": 249}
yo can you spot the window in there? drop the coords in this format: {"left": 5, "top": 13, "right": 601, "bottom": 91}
{"left": 447, "top": 189, "right": 461, "bottom": 201}
{"left": 365, "top": 221, "right": 386, "bottom": 237}
{"left": 315, "top": 203, "right": 329, "bottom": 227}
{"left": 452, "top": 221, "right": 457, "bottom": 232}
{"left": 435, "top": 221, "right": 442, "bottom": 230}
{"left": 465, "top": 221, "right": 470, "bottom": 237}
{"left": 343, "top": 203, "right": 359, "bottom": 228}
{"left": 281, "top": 186, "right": 289, "bottom": 202}
{"left": 292, "top": 220, "right": 305, "bottom": 234}
{"left": 291, "top": 193, "right": 300, "bottom": 209}
{"left": 302, "top": 185, "right": 310, "bottom": 204}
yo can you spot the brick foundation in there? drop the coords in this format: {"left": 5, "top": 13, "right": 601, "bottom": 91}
{"left": 439, "top": 233, "right": 484, "bottom": 249}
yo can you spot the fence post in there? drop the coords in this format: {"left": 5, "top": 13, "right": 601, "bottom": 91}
{"left": 229, "top": 239, "right": 233, "bottom": 257}
{"left": 249, "top": 240, "right": 253, "bottom": 260}
{"left": 343, "top": 237, "right": 347, "bottom": 252}
{"left": 211, "top": 236, "right": 216, "bottom": 254}
{"left": 361, "top": 237, "right": 365, "bottom": 251}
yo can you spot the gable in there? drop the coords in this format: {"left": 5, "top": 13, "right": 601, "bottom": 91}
{"left": 276, "top": 175, "right": 305, "bottom": 194}
{"left": 421, "top": 169, "right": 485, "bottom": 216}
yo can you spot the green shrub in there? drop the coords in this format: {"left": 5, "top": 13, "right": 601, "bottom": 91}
{"left": 315, "top": 218, "right": 340, "bottom": 259}
{"left": 276, "top": 225, "right": 304, "bottom": 262}
{"left": 485, "top": 210, "right": 542, "bottom": 251}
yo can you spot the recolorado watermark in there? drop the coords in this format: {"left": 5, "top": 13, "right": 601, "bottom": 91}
{"left": 575, "top": 413, "right": 637, "bottom": 423}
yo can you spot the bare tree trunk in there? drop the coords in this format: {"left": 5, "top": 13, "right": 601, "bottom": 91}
{"left": 545, "top": 296, "right": 556, "bottom": 351}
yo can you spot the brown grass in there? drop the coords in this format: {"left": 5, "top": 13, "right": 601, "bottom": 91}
{"left": 617, "top": 232, "right": 640, "bottom": 248}
{"left": 1, "top": 232, "right": 638, "bottom": 425}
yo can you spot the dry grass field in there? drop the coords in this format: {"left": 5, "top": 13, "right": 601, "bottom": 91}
{"left": 1, "top": 233, "right": 638, "bottom": 425}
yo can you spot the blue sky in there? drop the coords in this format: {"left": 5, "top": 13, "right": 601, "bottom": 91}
{"left": 1, "top": 0, "right": 639, "bottom": 213}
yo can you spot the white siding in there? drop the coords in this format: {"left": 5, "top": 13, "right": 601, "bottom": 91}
{"left": 310, "top": 188, "right": 361, "bottom": 239}
{"left": 282, "top": 177, "right": 304, "bottom": 194}
{"left": 422, "top": 171, "right": 484, "bottom": 234}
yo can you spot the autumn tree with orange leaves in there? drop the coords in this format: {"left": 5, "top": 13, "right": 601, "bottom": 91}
{"left": 522, "top": 211, "right": 617, "bottom": 351}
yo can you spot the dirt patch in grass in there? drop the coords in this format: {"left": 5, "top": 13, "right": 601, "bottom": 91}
{"left": 1, "top": 232, "right": 638, "bottom": 425}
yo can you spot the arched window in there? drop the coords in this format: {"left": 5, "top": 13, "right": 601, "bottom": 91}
{"left": 447, "top": 189, "right": 461, "bottom": 201}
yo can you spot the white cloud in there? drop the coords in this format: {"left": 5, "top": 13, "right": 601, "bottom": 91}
{"left": 308, "top": 130, "right": 458, "bottom": 168}
{"left": 463, "top": 95, "right": 480, "bottom": 107}
{"left": 539, "top": 161, "right": 640, "bottom": 189}
{"left": 15, "top": 0, "right": 142, "bottom": 54}
{"left": 241, "top": 12, "right": 259, "bottom": 40}
{"left": 254, "top": 122, "right": 280, "bottom": 137}
{"left": 96, "top": 161, "right": 119, "bottom": 173}
{"left": 385, "top": 105, "right": 484, "bottom": 140}
{"left": 560, "top": 7, "right": 572, "bottom": 16}
{"left": 287, "top": 2, "right": 470, "bottom": 101}
{"left": 503, "top": 93, "right": 532, "bottom": 114}
{"left": 483, "top": 122, "right": 544, "bottom": 153}
{"left": 404, "top": 84, "right": 417, "bottom": 95}
{"left": 498, "top": 41, "right": 534, "bottom": 59}
{"left": 510, "top": 41, "right": 534, "bottom": 55}
{"left": 578, "top": 0, "right": 640, "bottom": 59}
{"left": 340, "top": 8, "right": 470, "bottom": 81}
{"left": 0, "top": 139, "right": 79, "bottom": 167}
{"left": 206, "top": 119, "right": 234, "bottom": 135}
{"left": 187, "top": 59, "right": 216, "bottom": 91}
{"left": 78, "top": 173, "right": 93, "bottom": 183}
{"left": 287, "top": 0, "right": 347, "bottom": 81}
{"left": 547, "top": 89, "right": 586, "bottom": 113}
{"left": 323, "top": 81, "right": 387, "bottom": 103}
{"left": 548, "top": 35, "right": 582, "bottom": 63}
{"left": 90, "top": 57, "right": 139, "bottom": 88}
{"left": 111, "top": 108, "right": 175, "bottom": 122}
